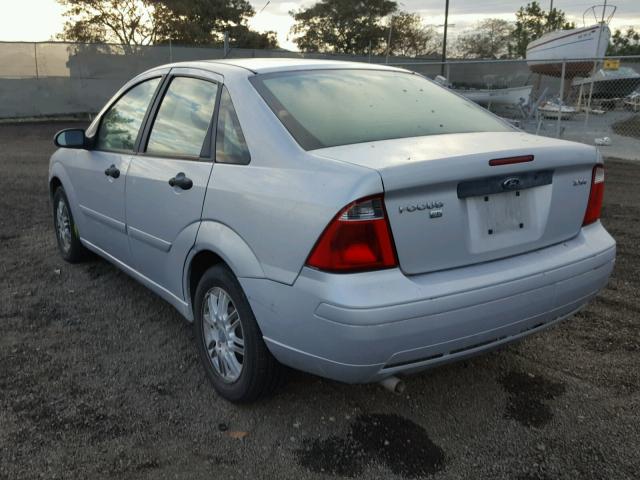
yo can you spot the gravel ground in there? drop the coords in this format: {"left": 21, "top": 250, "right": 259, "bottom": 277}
{"left": 1, "top": 122, "right": 638, "bottom": 480}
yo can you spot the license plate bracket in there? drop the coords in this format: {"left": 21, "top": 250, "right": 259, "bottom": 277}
{"left": 457, "top": 170, "right": 553, "bottom": 199}
{"left": 468, "top": 190, "right": 531, "bottom": 235}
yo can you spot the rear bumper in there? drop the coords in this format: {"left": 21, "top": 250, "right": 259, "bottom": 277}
{"left": 240, "top": 223, "right": 615, "bottom": 383}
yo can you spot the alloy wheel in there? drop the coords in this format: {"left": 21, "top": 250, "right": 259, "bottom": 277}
{"left": 56, "top": 200, "right": 72, "bottom": 253}
{"left": 201, "top": 287, "right": 245, "bottom": 382}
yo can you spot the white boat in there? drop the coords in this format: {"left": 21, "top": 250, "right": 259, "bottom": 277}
{"left": 455, "top": 85, "right": 533, "bottom": 106}
{"left": 526, "top": 5, "right": 614, "bottom": 76}
{"left": 572, "top": 67, "right": 640, "bottom": 98}
{"left": 623, "top": 91, "right": 640, "bottom": 111}
{"left": 538, "top": 100, "right": 578, "bottom": 119}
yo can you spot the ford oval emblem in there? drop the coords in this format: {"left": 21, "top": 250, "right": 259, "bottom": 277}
{"left": 502, "top": 177, "right": 521, "bottom": 190}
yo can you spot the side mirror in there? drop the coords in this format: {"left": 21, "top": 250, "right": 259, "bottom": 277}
{"left": 54, "top": 129, "right": 87, "bottom": 149}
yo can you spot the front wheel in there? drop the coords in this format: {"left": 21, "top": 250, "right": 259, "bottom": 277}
{"left": 52, "top": 187, "right": 88, "bottom": 263}
{"left": 194, "top": 265, "right": 284, "bottom": 403}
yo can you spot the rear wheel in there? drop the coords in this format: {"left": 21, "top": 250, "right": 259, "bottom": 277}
{"left": 53, "top": 187, "right": 87, "bottom": 263}
{"left": 194, "top": 264, "right": 284, "bottom": 403}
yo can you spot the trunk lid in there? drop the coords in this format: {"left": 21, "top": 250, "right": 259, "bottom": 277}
{"left": 313, "top": 132, "right": 597, "bottom": 275}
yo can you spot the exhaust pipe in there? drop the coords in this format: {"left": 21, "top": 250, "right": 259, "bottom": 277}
{"left": 379, "top": 376, "right": 406, "bottom": 395}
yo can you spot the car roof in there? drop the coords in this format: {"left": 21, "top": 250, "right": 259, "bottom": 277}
{"left": 161, "top": 58, "right": 409, "bottom": 75}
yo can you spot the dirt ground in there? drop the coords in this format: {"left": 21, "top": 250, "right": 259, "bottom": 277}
{"left": 1, "top": 122, "right": 638, "bottom": 480}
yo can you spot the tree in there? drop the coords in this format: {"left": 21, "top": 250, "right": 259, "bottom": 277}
{"left": 152, "top": 0, "right": 257, "bottom": 45}
{"left": 290, "top": 0, "right": 397, "bottom": 54}
{"left": 455, "top": 18, "right": 514, "bottom": 59}
{"left": 57, "top": 0, "right": 161, "bottom": 45}
{"left": 227, "top": 25, "right": 279, "bottom": 49}
{"left": 385, "top": 12, "right": 439, "bottom": 57}
{"left": 607, "top": 28, "right": 640, "bottom": 55}
{"left": 510, "top": 1, "right": 575, "bottom": 58}
{"left": 56, "top": 0, "right": 278, "bottom": 48}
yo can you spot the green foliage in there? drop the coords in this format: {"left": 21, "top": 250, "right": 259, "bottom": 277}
{"left": 455, "top": 18, "right": 514, "bottom": 59}
{"left": 290, "top": 0, "right": 397, "bottom": 54}
{"left": 607, "top": 28, "right": 640, "bottom": 55}
{"left": 56, "top": 0, "right": 278, "bottom": 48}
{"left": 385, "top": 12, "right": 439, "bottom": 57}
{"left": 226, "top": 25, "right": 278, "bottom": 49}
{"left": 56, "top": 0, "right": 160, "bottom": 45}
{"left": 510, "top": 1, "right": 575, "bottom": 58}
{"left": 152, "top": 0, "right": 254, "bottom": 45}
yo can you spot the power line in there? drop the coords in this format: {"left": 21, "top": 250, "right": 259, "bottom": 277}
{"left": 413, "top": 1, "right": 638, "bottom": 15}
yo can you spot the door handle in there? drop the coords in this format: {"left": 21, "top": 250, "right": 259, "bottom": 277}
{"left": 168, "top": 172, "right": 193, "bottom": 190}
{"left": 104, "top": 164, "right": 120, "bottom": 178}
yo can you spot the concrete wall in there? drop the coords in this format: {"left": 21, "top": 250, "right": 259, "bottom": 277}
{"left": 0, "top": 42, "right": 439, "bottom": 119}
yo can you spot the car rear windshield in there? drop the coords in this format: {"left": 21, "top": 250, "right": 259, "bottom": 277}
{"left": 250, "top": 69, "right": 512, "bottom": 150}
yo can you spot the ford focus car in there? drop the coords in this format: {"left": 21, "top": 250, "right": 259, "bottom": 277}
{"left": 49, "top": 59, "right": 615, "bottom": 402}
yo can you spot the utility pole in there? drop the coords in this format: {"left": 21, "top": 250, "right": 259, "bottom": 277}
{"left": 386, "top": 16, "right": 394, "bottom": 64}
{"left": 440, "top": 0, "right": 449, "bottom": 75}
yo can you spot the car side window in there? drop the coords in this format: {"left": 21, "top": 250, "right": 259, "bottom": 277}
{"left": 96, "top": 77, "right": 161, "bottom": 152}
{"left": 216, "top": 86, "right": 251, "bottom": 165}
{"left": 146, "top": 76, "right": 219, "bottom": 158}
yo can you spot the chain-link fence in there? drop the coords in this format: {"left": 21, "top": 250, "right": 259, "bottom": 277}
{"left": 1, "top": 42, "right": 638, "bottom": 157}
{"left": 391, "top": 56, "right": 640, "bottom": 154}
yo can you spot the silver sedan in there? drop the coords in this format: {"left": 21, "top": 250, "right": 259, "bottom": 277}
{"left": 49, "top": 59, "right": 615, "bottom": 402}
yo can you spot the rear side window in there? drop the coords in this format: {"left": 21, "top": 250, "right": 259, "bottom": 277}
{"left": 250, "top": 69, "right": 512, "bottom": 150}
{"left": 97, "top": 77, "right": 161, "bottom": 152}
{"left": 215, "top": 86, "right": 251, "bottom": 165}
{"left": 146, "top": 76, "right": 219, "bottom": 158}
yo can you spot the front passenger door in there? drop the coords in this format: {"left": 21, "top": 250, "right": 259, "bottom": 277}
{"left": 125, "top": 69, "right": 220, "bottom": 299}
{"left": 69, "top": 76, "right": 162, "bottom": 265}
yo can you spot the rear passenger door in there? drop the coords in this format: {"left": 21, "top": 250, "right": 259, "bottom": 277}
{"left": 125, "top": 68, "right": 221, "bottom": 298}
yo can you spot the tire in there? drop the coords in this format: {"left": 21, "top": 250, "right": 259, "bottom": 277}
{"left": 52, "top": 187, "right": 88, "bottom": 263}
{"left": 194, "top": 264, "right": 284, "bottom": 403}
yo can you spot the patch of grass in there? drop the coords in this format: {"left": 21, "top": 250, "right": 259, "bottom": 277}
{"left": 612, "top": 114, "right": 640, "bottom": 139}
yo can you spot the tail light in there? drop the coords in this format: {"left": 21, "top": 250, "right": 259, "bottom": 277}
{"left": 306, "top": 195, "right": 398, "bottom": 273}
{"left": 583, "top": 164, "right": 605, "bottom": 226}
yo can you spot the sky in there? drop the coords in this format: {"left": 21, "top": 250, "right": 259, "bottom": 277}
{"left": 1, "top": 0, "right": 639, "bottom": 51}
